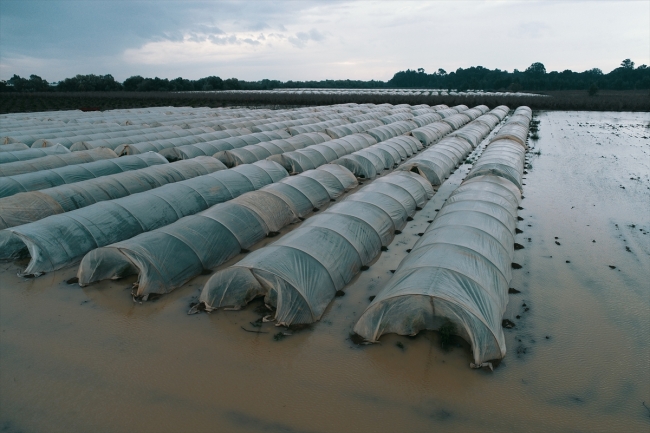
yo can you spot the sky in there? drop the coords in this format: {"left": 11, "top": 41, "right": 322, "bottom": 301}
{"left": 0, "top": 0, "right": 648, "bottom": 82}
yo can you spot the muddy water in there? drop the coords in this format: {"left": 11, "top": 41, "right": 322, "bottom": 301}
{"left": 1, "top": 111, "right": 649, "bottom": 433}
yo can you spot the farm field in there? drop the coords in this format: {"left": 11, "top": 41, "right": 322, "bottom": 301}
{"left": 1, "top": 90, "right": 649, "bottom": 114}
{"left": 0, "top": 107, "right": 648, "bottom": 433}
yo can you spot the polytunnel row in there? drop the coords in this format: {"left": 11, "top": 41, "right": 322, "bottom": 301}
{"left": 0, "top": 151, "right": 171, "bottom": 198}
{"left": 397, "top": 107, "right": 510, "bottom": 185}
{"left": 214, "top": 132, "right": 333, "bottom": 167}
{"left": 207, "top": 104, "right": 455, "bottom": 169}
{"left": 195, "top": 170, "right": 435, "bottom": 325}
{"left": 275, "top": 104, "right": 499, "bottom": 179}
{"left": 1, "top": 160, "right": 288, "bottom": 275}
{"left": 353, "top": 106, "right": 532, "bottom": 369}
{"left": 0, "top": 156, "right": 226, "bottom": 239}
{"left": 128, "top": 105, "right": 439, "bottom": 159}
{"left": 3, "top": 124, "right": 182, "bottom": 147}
{"left": 331, "top": 136, "right": 423, "bottom": 179}
{"left": 0, "top": 148, "right": 117, "bottom": 177}
{"left": 128, "top": 130, "right": 289, "bottom": 158}
{"left": 331, "top": 106, "right": 486, "bottom": 179}
{"left": 0, "top": 103, "right": 351, "bottom": 128}
{"left": 286, "top": 118, "right": 350, "bottom": 136}
{"left": 128, "top": 129, "right": 253, "bottom": 153}
{"left": 324, "top": 120, "right": 384, "bottom": 139}
{"left": 0, "top": 143, "right": 30, "bottom": 152}
{"left": 1, "top": 107, "right": 283, "bottom": 147}
{"left": 77, "top": 164, "right": 359, "bottom": 297}
{"left": 70, "top": 126, "right": 221, "bottom": 151}
{"left": 2, "top": 103, "right": 437, "bottom": 154}
{"left": 42, "top": 125, "right": 221, "bottom": 149}
{"left": 0, "top": 143, "right": 70, "bottom": 164}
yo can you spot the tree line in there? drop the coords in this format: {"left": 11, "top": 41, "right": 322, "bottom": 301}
{"left": 1, "top": 60, "right": 647, "bottom": 93}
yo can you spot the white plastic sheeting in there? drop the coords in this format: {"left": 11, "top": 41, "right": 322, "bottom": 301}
{"left": 399, "top": 136, "right": 474, "bottom": 185}
{"left": 353, "top": 174, "right": 522, "bottom": 366}
{"left": 441, "top": 113, "right": 472, "bottom": 130}
{"left": 490, "top": 124, "right": 529, "bottom": 147}
{"left": 214, "top": 132, "right": 331, "bottom": 167}
{"left": 0, "top": 143, "right": 30, "bottom": 152}
{"left": 411, "top": 122, "right": 454, "bottom": 147}
{"left": 287, "top": 119, "right": 350, "bottom": 136}
{"left": 0, "top": 152, "right": 169, "bottom": 198}
{"left": 0, "top": 156, "right": 225, "bottom": 231}
{"left": 324, "top": 120, "right": 383, "bottom": 139}
{"left": 3, "top": 161, "right": 287, "bottom": 274}
{"left": 159, "top": 130, "right": 291, "bottom": 161}
{"left": 30, "top": 125, "right": 180, "bottom": 148}
{"left": 379, "top": 113, "right": 414, "bottom": 124}
{"left": 0, "top": 148, "right": 117, "bottom": 177}
{"left": 78, "top": 165, "right": 358, "bottom": 297}
{"left": 0, "top": 144, "right": 70, "bottom": 164}
{"left": 465, "top": 139, "right": 527, "bottom": 189}
{"left": 365, "top": 121, "right": 418, "bottom": 142}
{"left": 333, "top": 136, "right": 423, "bottom": 179}
{"left": 250, "top": 117, "right": 321, "bottom": 133}
{"left": 348, "top": 111, "right": 390, "bottom": 123}
{"left": 352, "top": 109, "right": 530, "bottom": 367}
{"left": 3, "top": 124, "right": 177, "bottom": 147}
{"left": 412, "top": 113, "right": 443, "bottom": 127}
{"left": 270, "top": 134, "right": 377, "bottom": 173}
{"left": 70, "top": 127, "right": 216, "bottom": 151}
{"left": 491, "top": 106, "right": 510, "bottom": 121}
{"left": 401, "top": 108, "right": 514, "bottom": 186}
{"left": 197, "top": 170, "right": 434, "bottom": 325}
{"left": 112, "top": 129, "right": 250, "bottom": 155}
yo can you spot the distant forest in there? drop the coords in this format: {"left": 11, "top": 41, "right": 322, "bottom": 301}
{"left": 1, "top": 60, "right": 648, "bottom": 93}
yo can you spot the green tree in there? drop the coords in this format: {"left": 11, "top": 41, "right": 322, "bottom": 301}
{"left": 525, "top": 62, "right": 547, "bottom": 75}
{"left": 588, "top": 82, "right": 599, "bottom": 96}
{"left": 620, "top": 59, "right": 635, "bottom": 69}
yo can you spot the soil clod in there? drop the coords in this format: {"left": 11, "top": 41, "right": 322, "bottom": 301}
{"left": 502, "top": 319, "right": 516, "bottom": 329}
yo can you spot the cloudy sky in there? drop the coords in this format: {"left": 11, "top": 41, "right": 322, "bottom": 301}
{"left": 1, "top": 0, "right": 648, "bottom": 82}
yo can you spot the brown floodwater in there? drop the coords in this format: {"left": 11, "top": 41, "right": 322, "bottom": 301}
{"left": 1, "top": 111, "right": 649, "bottom": 433}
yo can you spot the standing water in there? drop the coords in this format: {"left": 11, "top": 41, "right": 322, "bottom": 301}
{"left": 1, "top": 111, "right": 649, "bottom": 433}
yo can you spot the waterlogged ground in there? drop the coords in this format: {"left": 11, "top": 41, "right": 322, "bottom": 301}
{"left": 1, "top": 111, "right": 649, "bottom": 433}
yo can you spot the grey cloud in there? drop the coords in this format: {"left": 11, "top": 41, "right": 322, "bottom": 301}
{"left": 248, "top": 22, "right": 270, "bottom": 31}
{"left": 208, "top": 34, "right": 239, "bottom": 45}
{"left": 195, "top": 24, "right": 226, "bottom": 35}
{"left": 288, "top": 28, "right": 326, "bottom": 48}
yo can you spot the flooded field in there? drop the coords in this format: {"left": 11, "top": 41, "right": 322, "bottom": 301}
{"left": 1, "top": 110, "right": 649, "bottom": 433}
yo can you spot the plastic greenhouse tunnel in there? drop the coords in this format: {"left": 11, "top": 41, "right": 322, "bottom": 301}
{"left": 0, "top": 144, "right": 70, "bottom": 164}
{"left": 0, "top": 156, "right": 226, "bottom": 246}
{"left": 352, "top": 106, "right": 531, "bottom": 369}
{"left": 214, "top": 132, "right": 332, "bottom": 167}
{"left": 158, "top": 130, "right": 291, "bottom": 161}
{"left": 2, "top": 160, "right": 288, "bottom": 274}
{"left": 77, "top": 164, "right": 358, "bottom": 298}
{"left": 0, "top": 152, "right": 170, "bottom": 198}
{"left": 195, "top": 170, "right": 434, "bottom": 325}
{"left": 0, "top": 148, "right": 117, "bottom": 177}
